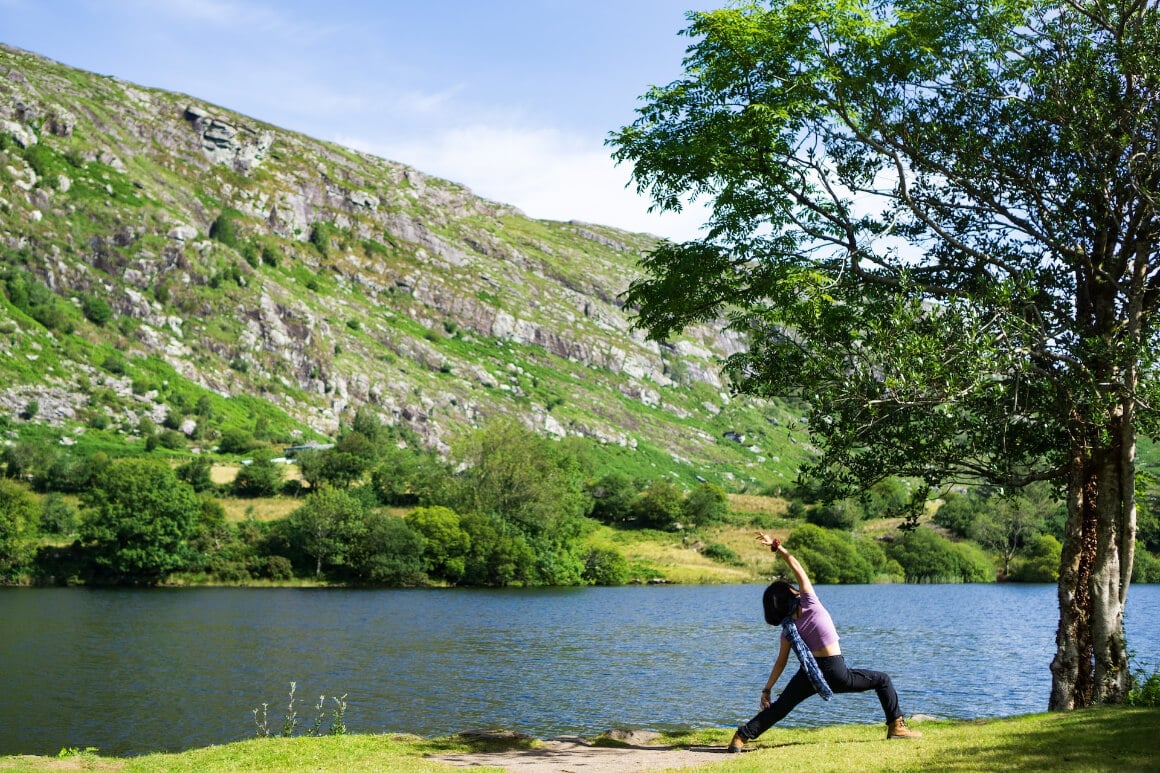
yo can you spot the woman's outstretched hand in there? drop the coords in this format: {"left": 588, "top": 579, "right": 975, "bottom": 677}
{"left": 755, "top": 532, "right": 782, "bottom": 552}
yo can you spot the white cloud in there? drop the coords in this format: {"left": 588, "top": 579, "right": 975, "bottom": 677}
{"left": 339, "top": 125, "right": 708, "bottom": 242}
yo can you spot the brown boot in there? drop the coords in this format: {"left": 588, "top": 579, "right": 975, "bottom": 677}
{"left": 886, "top": 716, "right": 922, "bottom": 739}
{"left": 727, "top": 731, "right": 746, "bottom": 753}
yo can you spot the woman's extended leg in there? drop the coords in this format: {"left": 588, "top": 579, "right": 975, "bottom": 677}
{"left": 736, "top": 668, "right": 816, "bottom": 740}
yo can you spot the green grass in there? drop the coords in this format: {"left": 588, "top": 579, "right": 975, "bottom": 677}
{"left": 1, "top": 708, "right": 1155, "bottom": 772}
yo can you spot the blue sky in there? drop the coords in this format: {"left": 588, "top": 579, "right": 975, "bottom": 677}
{"left": 0, "top": 0, "right": 713, "bottom": 240}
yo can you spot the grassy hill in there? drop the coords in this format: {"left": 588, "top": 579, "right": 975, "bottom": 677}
{"left": 0, "top": 42, "right": 813, "bottom": 492}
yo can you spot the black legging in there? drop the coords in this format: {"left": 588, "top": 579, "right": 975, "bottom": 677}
{"left": 738, "top": 654, "right": 902, "bottom": 740}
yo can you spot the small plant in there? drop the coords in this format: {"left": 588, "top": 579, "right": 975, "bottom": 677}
{"left": 253, "top": 682, "right": 349, "bottom": 738}
{"left": 57, "top": 746, "right": 99, "bottom": 759}
{"left": 1127, "top": 659, "right": 1160, "bottom": 707}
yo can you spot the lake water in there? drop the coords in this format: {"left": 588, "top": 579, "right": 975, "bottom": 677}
{"left": 1, "top": 583, "right": 1157, "bottom": 757}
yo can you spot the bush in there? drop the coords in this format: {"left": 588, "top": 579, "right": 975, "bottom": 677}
{"left": 786, "top": 523, "right": 875, "bottom": 584}
{"left": 1009, "top": 534, "right": 1062, "bottom": 582}
{"left": 218, "top": 427, "right": 258, "bottom": 455}
{"left": 405, "top": 505, "right": 470, "bottom": 582}
{"left": 232, "top": 451, "right": 283, "bottom": 498}
{"left": 1128, "top": 668, "right": 1160, "bottom": 707}
{"left": 682, "top": 483, "right": 729, "bottom": 526}
{"left": 886, "top": 527, "right": 963, "bottom": 583}
{"left": 701, "top": 542, "right": 743, "bottom": 566}
{"left": 81, "top": 294, "right": 113, "bottom": 326}
{"left": 807, "top": 498, "right": 863, "bottom": 530}
{"left": 1132, "top": 545, "right": 1160, "bottom": 583}
{"left": 582, "top": 546, "right": 629, "bottom": 585}
{"left": 209, "top": 208, "right": 243, "bottom": 248}
{"left": 40, "top": 493, "right": 79, "bottom": 535}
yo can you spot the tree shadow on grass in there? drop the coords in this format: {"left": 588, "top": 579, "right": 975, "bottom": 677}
{"left": 929, "top": 708, "right": 1159, "bottom": 773}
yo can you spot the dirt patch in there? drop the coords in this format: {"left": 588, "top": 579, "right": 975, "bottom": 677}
{"left": 429, "top": 733, "right": 731, "bottom": 773}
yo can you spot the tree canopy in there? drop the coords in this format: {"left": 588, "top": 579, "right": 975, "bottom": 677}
{"left": 610, "top": 0, "right": 1160, "bottom": 709}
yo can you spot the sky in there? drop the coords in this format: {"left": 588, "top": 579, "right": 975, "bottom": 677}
{"left": 0, "top": 0, "right": 716, "bottom": 241}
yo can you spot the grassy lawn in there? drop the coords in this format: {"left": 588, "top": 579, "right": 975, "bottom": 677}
{"left": 2, "top": 707, "right": 1156, "bottom": 772}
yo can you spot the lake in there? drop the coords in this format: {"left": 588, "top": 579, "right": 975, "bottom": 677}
{"left": 1, "top": 583, "right": 1157, "bottom": 757}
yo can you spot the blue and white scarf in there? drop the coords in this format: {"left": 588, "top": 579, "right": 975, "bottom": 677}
{"left": 781, "top": 600, "right": 833, "bottom": 701}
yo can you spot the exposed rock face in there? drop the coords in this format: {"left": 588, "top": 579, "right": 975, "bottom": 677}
{"left": 183, "top": 105, "right": 273, "bottom": 171}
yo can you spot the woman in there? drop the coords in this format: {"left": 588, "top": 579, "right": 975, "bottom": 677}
{"left": 728, "top": 533, "right": 921, "bottom": 752}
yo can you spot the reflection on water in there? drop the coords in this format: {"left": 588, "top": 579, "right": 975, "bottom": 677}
{"left": 1, "top": 583, "right": 1157, "bottom": 756}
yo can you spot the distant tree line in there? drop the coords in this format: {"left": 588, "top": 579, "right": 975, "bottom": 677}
{"left": 3, "top": 405, "right": 1158, "bottom": 587}
{"left": 0, "top": 412, "right": 730, "bottom": 587}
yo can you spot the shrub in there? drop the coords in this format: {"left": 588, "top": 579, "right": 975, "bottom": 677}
{"left": 682, "top": 482, "right": 729, "bottom": 526}
{"left": 209, "top": 208, "right": 243, "bottom": 248}
{"left": 786, "top": 523, "right": 875, "bottom": 584}
{"left": 807, "top": 498, "right": 863, "bottom": 530}
{"left": 582, "top": 546, "right": 629, "bottom": 585}
{"left": 405, "top": 505, "right": 470, "bottom": 582}
{"left": 81, "top": 294, "right": 113, "bottom": 326}
{"left": 700, "top": 542, "right": 743, "bottom": 566}
{"left": 886, "top": 527, "right": 962, "bottom": 583}
{"left": 1131, "top": 545, "right": 1160, "bottom": 584}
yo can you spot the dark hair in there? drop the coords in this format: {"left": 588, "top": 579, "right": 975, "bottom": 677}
{"left": 762, "top": 580, "right": 800, "bottom": 625}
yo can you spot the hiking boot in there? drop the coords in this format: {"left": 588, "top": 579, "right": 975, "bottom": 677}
{"left": 886, "top": 716, "right": 922, "bottom": 739}
{"left": 727, "top": 731, "right": 746, "bottom": 753}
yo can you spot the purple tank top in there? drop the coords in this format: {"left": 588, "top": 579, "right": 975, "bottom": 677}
{"left": 781, "top": 591, "right": 840, "bottom": 651}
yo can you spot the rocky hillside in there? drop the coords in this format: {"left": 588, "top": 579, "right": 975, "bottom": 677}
{"left": 0, "top": 43, "right": 811, "bottom": 489}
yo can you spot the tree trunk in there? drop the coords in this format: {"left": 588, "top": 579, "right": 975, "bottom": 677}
{"left": 1049, "top": 412, "right": 1136, "bottom": 709}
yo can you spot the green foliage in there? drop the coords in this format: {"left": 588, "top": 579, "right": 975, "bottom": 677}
{"left": 681, "top": 482, "right": 729, "bottom": 527}
{"left": 209, "top": 208, "right": 244, "bottom": 248}
{"left": 218, "top": 427, "right": 259, "bottom": 455}
{"left": 80, "top": 293, "right": 113, "bottom": 326}
{"left": 309, "top": 221, "right": 335, "bottom": 256}
{"left": 933, "top": 491, "right": 982, "bottom": 538}
{"left": 39, "top": 492, "right": 79, "bottom": 535}
{"left": 0, "top": 478, "right": 40, "bottom": 578}
{"left": 79, "top": 458, "right": 201, "bottom": 583}
{"left": 588, "top": 472, "right": 639, "bottom": 525}
{"left": 459, "top": 511, "right": 534, "bottom": 586}
{"left": 370, "top": 447, "right": 453, "bottom": 507}
{"left": 1131, "top": 546, "right": 1160, "bottom": 584}
{"left": 630, "top": 479, "right": 685, "bottom": 529}
{"left": 700, "top": 541, "right": 743, "bottom": 567}
{"left": 405, "top": 505, "right": 470, "bottom": 582}
{"left": 785, "top": 523, "right": 877, "bottom": 584}
{"left": 232, "top": 450, "right": 284, "bottom": 498}
{"left": 886, "top": 527, "right": 988, "bottom": 584}
{"left": 1, "top": 267, "right": 74, "bottom": 333}
{"left": 285, "top": 488, "right": 367, "bottom": 577}
{"left": 582, "top": 546, "right": 629, "bottom": 585}
{"left": 1010, "top": 535, "right": 1062, "bottom": 583}
{"left": 348, "top": 511, "right": 425, "bottom": 585}
{"left": 454, "top": 418, "right": 589, "bottom": 541}
{"left": 807, "top": 498, "right": 863, "bottom": 531}
{"left": 176, "top": 456, "right": 215, "bottom": 493}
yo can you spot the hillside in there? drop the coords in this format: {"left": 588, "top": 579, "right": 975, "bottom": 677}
{"left": 0, "top": 43, "right": 813, "bottom": 489}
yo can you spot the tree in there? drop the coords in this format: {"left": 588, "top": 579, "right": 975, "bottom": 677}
{"left": 588, "top": 472, "right": 639, "bottom": 525}
{"left": 610, "top": 0, "right": 1160, "bottom": 709}
{"left": 454, "top": 418, "right": 588, "bottom": 539}
{"left": 681, "top": 482, "right": 729, "bottom": 526}
{"left": 405, "top": 506, "right": 471, "bottom": 583}
{"left": 79, "top": 459, "right": 200, "bottom": 584}
{"left": 0, "top": 478, "right": 39, "bottom": 579}
{"left": 285, "top": 488, "right": 366, "bottom": 578}
{"left": 348, "top": 511, "right": 426, "bottom": 585}
{"left": 630, "top": 480, "right": 685, "bottom": 529}
{"left": 232, "top": 450, "right": 283, "bottom": 498}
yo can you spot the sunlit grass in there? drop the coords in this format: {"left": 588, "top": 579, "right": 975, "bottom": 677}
{"left": 2, "top": 708, "right": 1156, "bottom": 772}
